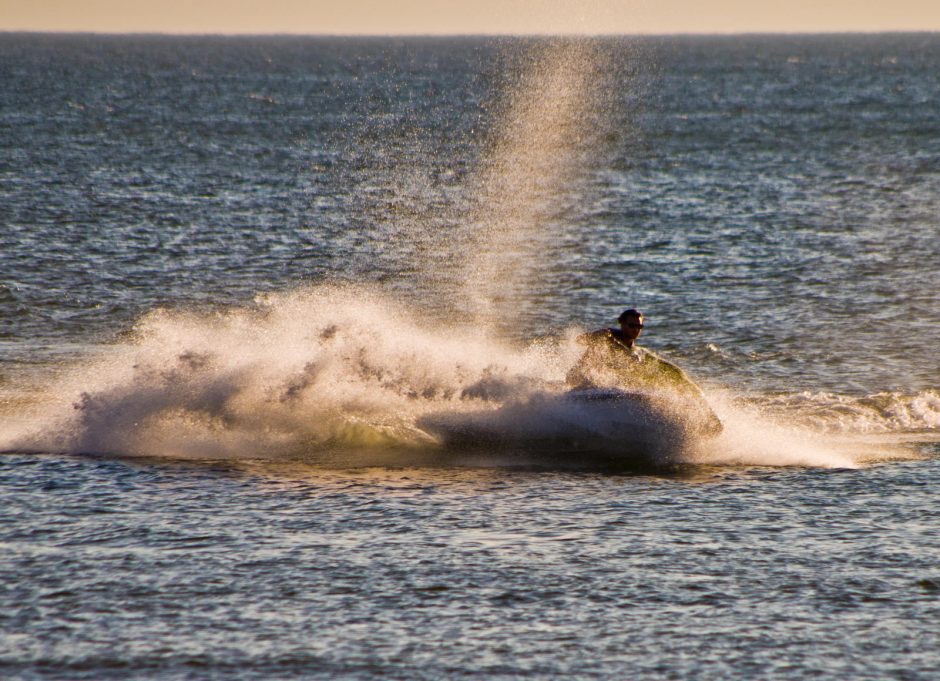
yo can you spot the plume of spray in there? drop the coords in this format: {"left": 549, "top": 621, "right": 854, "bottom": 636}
{"left": 460, "top": 38, "right": 612, "bottom": 333}
{"left": 0, "top": 286, "right": 570, "bottom": 461}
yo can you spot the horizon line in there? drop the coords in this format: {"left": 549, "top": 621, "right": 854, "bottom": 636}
{"left": 4, "top": 29, "right": 940, "bottom": 38}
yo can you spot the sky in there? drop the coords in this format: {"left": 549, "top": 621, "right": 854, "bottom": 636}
{"left": 3, "top": 0, "right": 940, "bottom": 35}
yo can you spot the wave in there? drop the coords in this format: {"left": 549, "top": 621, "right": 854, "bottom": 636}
{"left": 1, "top": 285, "right": 935, "bottom": 470}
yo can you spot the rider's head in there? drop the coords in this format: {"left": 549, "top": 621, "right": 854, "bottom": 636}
{"left": 618, "top": 309, "right": 644, "bottom": 342}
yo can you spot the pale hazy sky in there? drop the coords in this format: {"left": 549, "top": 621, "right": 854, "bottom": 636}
{"left": 3, "top": 0, "right": 940, "bottom": 35}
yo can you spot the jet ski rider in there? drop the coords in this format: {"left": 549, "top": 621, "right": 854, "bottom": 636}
{"left": 566, "top": 308, "right": 723, "bottom": 435}
{"left": 566, "top": 308, "right": 705, "bottom": 399}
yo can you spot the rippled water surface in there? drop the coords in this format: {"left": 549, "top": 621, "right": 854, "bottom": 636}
{"left": 4, "top": 454, "right": 940, "bottom": 679}
{"left": 1, "top": 34, "right": 939, "bottom": 679}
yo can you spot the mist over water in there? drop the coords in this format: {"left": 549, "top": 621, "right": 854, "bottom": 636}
{"left": 461, "top": 39, "right": 609, "bottom": 327}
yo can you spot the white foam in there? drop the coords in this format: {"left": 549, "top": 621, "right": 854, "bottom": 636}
{"left": 685, "top": 388, "right": 928, "bottom": 469}
{"left": 0, "top": 285, "right": 562, "bottom": 460}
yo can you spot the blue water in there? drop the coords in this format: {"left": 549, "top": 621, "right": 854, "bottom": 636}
{"left": 1, "top": 33, "right": 939, "bottom": 679}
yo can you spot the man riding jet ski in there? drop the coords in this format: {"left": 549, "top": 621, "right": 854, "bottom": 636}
{"left": 567, "top": 308, "right": 723, "bottom": 437}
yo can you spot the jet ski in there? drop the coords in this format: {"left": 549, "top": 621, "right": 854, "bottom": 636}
{"left": 416, "top": 385, "right": 722, "bottom": 467}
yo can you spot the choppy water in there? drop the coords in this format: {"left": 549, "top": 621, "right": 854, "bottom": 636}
{"left": 1, "top": 33, "right": 939, "bottom": 679}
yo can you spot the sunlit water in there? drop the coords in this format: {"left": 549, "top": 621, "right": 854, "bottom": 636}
{"left": 1, "top": 34, "right": 939, "bottom": 678}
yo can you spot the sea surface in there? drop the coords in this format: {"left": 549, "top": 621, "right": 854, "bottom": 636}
{"left": 1, "top": 33, "right": 939, "bottom": 679}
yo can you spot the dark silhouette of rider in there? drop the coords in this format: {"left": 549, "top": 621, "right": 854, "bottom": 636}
{"left": 567, "top": 308, "right": 722, "bottom": 435}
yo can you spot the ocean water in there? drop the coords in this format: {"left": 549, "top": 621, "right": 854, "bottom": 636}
{"left": 1, "top": 33, "right": 939, "bottom": 679}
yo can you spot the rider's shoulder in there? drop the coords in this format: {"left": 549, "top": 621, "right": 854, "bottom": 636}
{"left": 577, "top": 327, "right": 619, "bottom": 344}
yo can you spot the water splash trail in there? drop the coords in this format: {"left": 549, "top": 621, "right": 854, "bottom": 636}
{"left": 0, "top": 283, "right": 932, "bottom": 468}
{"left": 0, "top": 286, "right": 565, "bottom": 461}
